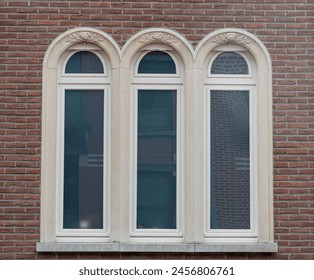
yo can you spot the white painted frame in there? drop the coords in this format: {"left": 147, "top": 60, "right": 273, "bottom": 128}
{"left": 130, "top": 85, "right": 184, "bottom": 241}
{"left": 135, "top": 50, "right": 180, "bottom": 78}
{"left": 55, "top": 85, "right": 110, "bottom": 241}
{"left": 56, "top": 48, "right": 111, "bottom": 241}
{"left": 205, "top": 86, "right": 258, "bottom": 242}
{"left": 204, "top": 51, "right": 258, "bottom": 242}
{"left": 129, "top": 48, "right": 184, "bottom": 241}
{"left": 62, "top": 50, "right": 108, "bottom": 77}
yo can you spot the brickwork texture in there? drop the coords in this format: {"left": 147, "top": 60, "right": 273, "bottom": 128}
{"left": 0, "top": 0, "right": 314, "bottom": 259}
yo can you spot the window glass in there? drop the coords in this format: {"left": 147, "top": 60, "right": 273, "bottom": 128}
{"left": 210, "top": 90, "right": 250, "bottom": 229}
{"left": 211, "top": 52, "right": 248, "bottom": 75}
{"left": 63, "top": 90, "right": 104, "bottom": 229}
{"left": 65, "top": 51, "right": 104, "bottom": 74}
{"left": 137, "top": 90, "right": 177, "bottom": 229}
{"left": 138, "top": 51, "right": 176, "bottom": 74}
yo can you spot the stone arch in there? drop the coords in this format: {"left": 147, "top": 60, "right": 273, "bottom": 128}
{"left": 195, "top": 28, "right": 273, "bottom": 243}
{"left": 40, "top": 28, "right": 120, "bottom": 242}
{"left": 121, "top": 28, "right": 194, "bottom": 70}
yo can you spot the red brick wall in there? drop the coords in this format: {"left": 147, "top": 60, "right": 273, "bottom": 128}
{"left": 1, "top": 0, "right": 313, "bottom": 259}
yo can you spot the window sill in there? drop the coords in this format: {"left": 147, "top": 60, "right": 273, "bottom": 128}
{"left": 36, "top": 242, "right": 278, "bottom": 253}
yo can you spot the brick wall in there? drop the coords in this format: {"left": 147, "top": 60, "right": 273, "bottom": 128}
{"left": 0, "top": 0, "right": 313, "bottom": 259}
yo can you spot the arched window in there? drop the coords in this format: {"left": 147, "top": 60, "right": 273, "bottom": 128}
{"left": 207, "top": 51, "right": 256, "bottom": 235}
{"left": 65, "top": 51, "right": 105, "bottom": 74}
{"left": 39, "top": 28, "right": 275, "bottom": 253}
{"left": 131, "top": 49, "right": 183, "bottom": 238}
{"left": 39, "top": 28, "right": 120, "bottom": 246}
{"left": 138, "top": 51, "right": 176, "bottom": 74}
{"left": 56, "top": 50, "right": 110, "bottom": 237}
{"left": 210, "top": 52, "right": 249, "bottom": 75}
{"left": 194, "top": 29, "right": 274, "bottom": 247}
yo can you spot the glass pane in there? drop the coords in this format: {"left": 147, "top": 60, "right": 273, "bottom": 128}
{"left": 210, "top": 90, "right": 250, "bottom": 229}
{"left": 137, "top": 90, "right": 177, "bottom": 229}
{"left": 65, "top": 51, "right": 104, "bottom": 74}
{"left": 63, "top": 90, "right": 104, "bottom": 229}
{"left": 138, "top": 51, "right": 176, "bottom": 74}
{"left": 211, "top": 52, "right": 248, "bottom": 75}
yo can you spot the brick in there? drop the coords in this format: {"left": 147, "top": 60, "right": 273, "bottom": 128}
{"left": 0, "top": 0, "right": 313, "bottom": 261}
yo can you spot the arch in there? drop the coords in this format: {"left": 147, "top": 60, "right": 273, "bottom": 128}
{"left": 125, "top": 29, "right": 189, "bottom": 240}
{"left": 121, "top": 28, "right": 194, "bottom": 70}
{"left": 195, "top": 28, "right": 272, "bottom": 69}
{"left": 195, "top": 28, "right": 273, "bottom": 243}
{"left": 40, "top": 28, "right": 120, "bottom": 242}
{"left": 43, "top": 27, "right": 120, "bottom": 70}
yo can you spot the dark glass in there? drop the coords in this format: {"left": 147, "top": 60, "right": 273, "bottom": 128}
{"left": 138, "top": 51, "right": 176, "bottom": 74}
{"left": 211, "top": 52, "right": 249, "bottom": 75}
{"left": 63, "top": 90, "right": 104, "bottom": 229}
{"left": 65, "top": 51, "right": 104, "bottom": 74}
{"left": 137, "top": 90, "right": 177, "bottom": 229}
{"left": 210, "top": 90, "right": 250, "bottom": 229}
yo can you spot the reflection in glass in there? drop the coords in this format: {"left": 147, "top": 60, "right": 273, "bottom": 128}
{"left": 211, "top": 52, "right": 248, "bottom": 75}
{"left": 210, "top": 90, "right": 250, "bottom": 229}
{"left": 137, "top": 90, "right": 177, "bottom": 229}
{"left": 63, "top": 90, "right": 104, "bottom": 229}
{"left": 138, "top": 51, "right": 176, "bottom": 74}
{"left": 65, "top": 51, "right": 104, "bottom": 74}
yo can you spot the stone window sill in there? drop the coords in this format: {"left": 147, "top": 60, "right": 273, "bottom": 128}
{"left": 36, "top": 242, "right": 278, "bottom": 253}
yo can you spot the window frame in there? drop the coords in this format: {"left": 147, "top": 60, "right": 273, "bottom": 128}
{"left": 129, "top": 49, "right": 185, "bottom": 241}
{"left": 62, "top": 50, "right": 107, "bottom": 76}
{"left": 56, "top": 49, "right": 111, "bottom": 241}
{"left": 204, "top": 51, "right": 258, "bottom": 241}
{"left": 135, "top": 50, "right": 180, "bottom": 77}
{"left": 55, "top": 85, "right": 110, "bottom": 241}
{"left": 205, "top": 86, "right": 258, "bottom": 241}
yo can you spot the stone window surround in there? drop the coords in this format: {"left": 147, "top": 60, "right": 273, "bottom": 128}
{"left": 38, "top": 27, "right": 276, "bottom": 253}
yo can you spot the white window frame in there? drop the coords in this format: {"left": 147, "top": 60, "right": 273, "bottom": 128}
{"left": 61, "top": 50, "right": 108, "bottom": 77}
{"left": 56, "top": 50, "right": 111, "bottom": 242}
{"left": 205, "top": 86, "right": 258, "bottom": 242}
{"left": 204, "top": 51, "right": 258, "bottom": 242}
{"left": 129, "top": 49, "right": 184, "bottom": 241}
{"left": 55, "top": 85, "right": 110, "bottom": 241}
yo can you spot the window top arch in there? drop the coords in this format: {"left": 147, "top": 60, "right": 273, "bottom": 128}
{"left": 195, "top": 28, "right": 272, "bottom": 76}
{"left": 137, "top": 51, "right": 176, "bottom": 74}
{"left": 121, "top": 28, "right": 194, "bottom": 72}
{"left": 64, "top": 51, "right": 105, "bottom": 74}
{"left": 210, "top": 52, "right": 249, "bottom": 75}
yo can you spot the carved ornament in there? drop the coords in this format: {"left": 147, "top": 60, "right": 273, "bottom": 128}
{"left": 139, "top": 32, "right": 179, "bottom": 45}
{"left": 65, "top": 31, "right": 105, "bottom": 43}
{"left": 210, "top": 32, "right": 252, "bottom": 45}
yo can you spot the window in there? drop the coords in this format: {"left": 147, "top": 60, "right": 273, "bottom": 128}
{"left": 56, "top": 51, "right": 109, "bottom": 238}
{"left": 205, "top": 51, "right": 257, "bottom": 240}
{"left": 131, "top": 51, "right": 183, "bottom": 239}
{"left": 38, "top": 28, "right": 276, "bottom": 252}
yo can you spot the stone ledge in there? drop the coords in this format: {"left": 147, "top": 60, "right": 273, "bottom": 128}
{"left": 36, "top": 242, "right": 278, "bottom": 253}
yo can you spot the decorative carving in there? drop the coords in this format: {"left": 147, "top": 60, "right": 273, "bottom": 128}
{"left": 65, "top": 31, "right": 105, "bottom": 43}
{"left": 139, "top": 32, "right": 179, "bottom": 45}
{"left": 210, "top": 32, "right": 252, "bottom": 45}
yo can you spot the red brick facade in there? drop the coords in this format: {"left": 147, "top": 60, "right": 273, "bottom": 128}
{"left": 1, "top": 0, "right": 314, "bottom": 259}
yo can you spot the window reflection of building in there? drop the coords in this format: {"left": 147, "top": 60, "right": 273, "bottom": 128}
{"left": 135, "top": 52, "right": 178, "bottom": 230}
{"left": 62, "top": 52, "right": 106, "bottom": 230}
